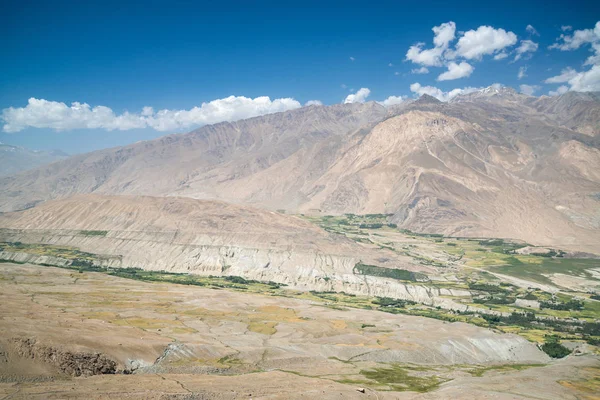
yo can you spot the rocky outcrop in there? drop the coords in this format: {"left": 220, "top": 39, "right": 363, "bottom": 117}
{"left": 9, "top": 338, "right": 117, "bottom": 377}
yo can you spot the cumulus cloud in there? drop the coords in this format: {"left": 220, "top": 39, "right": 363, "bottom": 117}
{"left": 343, "top": 88, "right": 371, "bottom": 104}
{"left": 455, "top": 26, "right": 517, "bottom": 60}
{"left": 550, "top": 22, "right": 599, "bottom": 51}
{"left": 379, "top": 96, "right": 405, "bottom": 107}
{"left": 514, "top": 40, "right": 539, "bottom": 61}
{"left": 545, "top": 67, "right": 579, "bottom": 83}
{"left": 567, "top": 65, "right": 600, "bottom": 91}
{"left": 406, "top": 42, "right": 446, "bottom": 67}
{"left": 433, "top": 21, "right": 457, "bottom": 48}
{"left": 550, "top": 21, "right": 600, "bottom": 66}
{"left": 545, "top": 65, "right": 600, "bottom": 92}
{"left": 305, "top": 100, "right": 323, "bottom": 106}
{"left": 411, "top": 67, "right": 430, "bottom": 74}
{"left": 1, "top": 96, "right": 303, "bottom": 133}
{"left": 437, "top": 61, "right": 474, "bottom": 81}
{"left": 406, "top": 21, "right": 519, "bottom": 84}
{"left": 545, "top": 22, "right": 600, "bottom": 93}
{"left": 549, "top": 85, "right": 569, "bottom": 96}
{"left": 561, "top": 25, "right": 573, "bottom": 32}
{"left": 409, "top": 82, "right": 481, "bottom": 102}
{"left": 518, "top": 66, "right": 527, "bottom": 80}
{"left": 526, "top": 25, "right": 539, "bottom": 36}
{"left": 405, "top": 21, "right": 456, "bottom": 67}
{"left": 519, "top": 84, "right": 540, "bottom": 96}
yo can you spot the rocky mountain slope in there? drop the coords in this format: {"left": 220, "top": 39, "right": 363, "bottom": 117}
{"left": 0, "top": 88, "right": 599, "bottom": 252}
{"left": 0, "top": 143, "right": 67, "bottom": 177}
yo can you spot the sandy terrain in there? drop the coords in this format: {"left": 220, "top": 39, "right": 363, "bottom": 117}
{"left": 1, "top": 263, "right": 598, "bottom": 399}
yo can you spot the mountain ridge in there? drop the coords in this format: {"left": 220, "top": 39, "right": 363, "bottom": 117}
{"left": 1, "top": 91, "right": 599, "bottom": 252}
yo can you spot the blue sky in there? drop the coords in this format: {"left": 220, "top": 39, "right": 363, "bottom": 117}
{"left": 1, "top": 0, "right": 599, "bottom": 153}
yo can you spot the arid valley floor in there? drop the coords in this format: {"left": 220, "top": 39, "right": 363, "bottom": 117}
{"left": 1, "top": 209, "right": 599, "bottom": 399}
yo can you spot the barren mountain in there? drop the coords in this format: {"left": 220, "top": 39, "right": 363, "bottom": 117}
{"left": 0, "top": 143, "right": 68, "bottom": 177}
{"left": 1, "top": 88, "right": 599, "bottom": 252}
{"left": 532, "top": 91, "right": 600, "bottom": 136}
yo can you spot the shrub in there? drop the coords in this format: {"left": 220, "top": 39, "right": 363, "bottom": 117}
{"left": 540, "top": 300, "right": 584, "bottom": 311}
{"left": 373, "top": 297, "right": 416, "bottom": 308}
{"left": 354, "top": 263, "right": 428, "bottom": 282}
{"left": 541, "top": 337, "right": 571, "bottom": 359}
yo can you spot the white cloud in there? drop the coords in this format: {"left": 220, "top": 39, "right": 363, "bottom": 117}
{"left": 549, "top": 85, "right": 569, "bottom": 96}
{"left": 405, "top": 21, "right": 456, "bottom": 67}
{"left": 550, "top": 22, "right": 599, "bottom": 52}
{"left": 561, "top": 25, "right": 573, "bottom": 32}
{"left": 2, "top": 96, "right": 303, "bottom": 133}
{"left": 518, "top": 66, "right": 527, "bottom": 80}
{"left": 379, "top": 96, "right": 405, "bottom": 107}
{"left": 433, "top": 21, "right": 457, "bottom": 48}
{"left": 388, "top": 63, "right": 393, "bottom": 67}
{"left": 493, "top": 52, "right": 509, "bottom": 60}
{"left": 455, "top": 26, "right": 517, "bottom": 60}
{"left": 549, "top": 21, "right": 600, "bottom": 66}
{"left": 545, "top": 65, "right": 600, "bottom": 92}
{"left": 545, "top": 67, "right": 579, "bottom": 83}
{"left": 514, "top": 40, "right": 539, "bottom": 61}
{"left": 526, "top": 25, "right": 539, "bottom": 36}
{"left": 305, "top": 100, "right": 323, "bottom": 106}
{"left": 343, "top": 88, "right": 371, "bottom": 104}
{"left": 567, "top": 65, "right": 600, "bottom": 91}
{"left": 437, "top": 62, "right": 474, "bottom": 81}
{"left": 411, "top": 67, "right": 430, "bottom": 74}
{"left": 349, "top": 56, "right": 355, "bottom": 61}
{"left": 406, "top": 42, "right": 446, "bottom": 67}
{"left": 409, "top": 82, "right": 481, "bottom": 102}
{"left": 519, "top": 84, "right": 540, "bottom": 96}
{"left": 517, "top": 67, "right": 527, "bottom": 80}
{"left": 394, "top": 71, "right": 400, "bottom": 76}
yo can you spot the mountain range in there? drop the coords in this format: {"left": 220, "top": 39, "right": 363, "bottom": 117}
{"left": 1, "top": 87, "right": 599, "bottom": 252}
{"left": 0, "top": 143, "right": 68, "bottom": 177}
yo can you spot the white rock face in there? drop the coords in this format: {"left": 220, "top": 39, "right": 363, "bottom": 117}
{"left": 0, "top": 231, "right": 470, "bottom": 310}
{"left": 0, "top": 195, "right": 477, "bottom": 311}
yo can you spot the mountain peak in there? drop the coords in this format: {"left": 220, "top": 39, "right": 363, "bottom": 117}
{"left": 415, "top": 94, "right": 442, "bottom": 104}
{"left": 450, "top": 85, "right": 520, "bottom": 103}
{"left": 479, "top": 85, "right": 517, "bottom": 95}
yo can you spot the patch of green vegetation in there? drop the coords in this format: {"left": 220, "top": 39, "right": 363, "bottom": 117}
{"left": 489, "top": 256, "right": 600, "bottom": 285}
{"left": 467, "top": 363, "right": 544, "bottom": 377}
{"left": 399, "top": 229, "right": 443, "bottom": 238}
{"left": 540, "top": 299, "right": 584, "bottom": 311}
{"left": 477, "top": 238, "right": 528, "bottom": 254}
{"left": 357, "top": 364, "right": 451, "bottom": 392}
{"left": 541, "top": 336, "right": 571, "bottom": 359}
{"left": 373, "top": 297, "right": 416, "bottom": 309}
{"left": 353, "top": 262, "right": 428, "bottom": 282}
{"left": 468, "top": 282, "right": 510, "bottom": 294}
